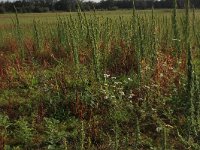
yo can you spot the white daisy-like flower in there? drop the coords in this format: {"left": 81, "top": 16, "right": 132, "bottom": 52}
{"left": 119, "top": 91, "right": 125, "bottom": 96}
{"left": 104, "top": 74, "right": 110, "bottom": 78}
{"left": 114, "top": 81, "right": 122, "bottom": 85}
{"left": 156, "top": 127, "right": 162, "bottom": 132}
{"left": 104, "top": 96, "right": 108, "bottom": 99}
{"left": 128, "top": 78, "right": 133, "bottom": 81}
{"left": 128, "top": 93, "right": 135, "bottom": 99}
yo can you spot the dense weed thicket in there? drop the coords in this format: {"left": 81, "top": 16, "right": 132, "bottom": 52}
{"left": 0, "top": 2, "right": 200, "bottom": 149}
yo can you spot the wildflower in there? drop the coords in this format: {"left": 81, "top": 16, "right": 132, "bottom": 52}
{"left": 101, "top": 89, "right": 106, "bottom": 94}
{"left": 128, "top": 78, "right": 133, "bottom": 81}
{"left": 152, "top": 83, "right": 159, "bottom": 87}
{"left": 104, "top": 96, "right": 108, "bottom": 99}
{"left": 128, "top": 93, "right": 135, "bottom": 99}
{"left": 114, "top": 81, "right": 122, "bottom": 85}
{"left": 163, "top": 62, "right": 167, "bottom": 67}
{"left": 118, "top": 87, "right": 123, "bottom": 90}
{"left": 111, "top": 77, "right": 116, "bottom": 80}
{"left": 156, "top": 127, "right": 162, "bottom": 133}
{"left": 111, "top": 95, "right": 115, "bottom": 99}
{"left": 165, "top": 124, "right": 173, "bottom": 129}
{"left": 145, "top": 66, "right": 150, "bottom": 70}
{"left": 160, "top": 73, "right": 164, "bottom": 77}
{"left": 138, "top": 98, "right": 143, "bottom": 101}
{"left": 119, "top": 91, "right": 125, "bottom": 96}
{"left": 152, "top": 108, "right": 156, "bottom": 112}
{"left": 104, "top": 74, "right": 110, "bottom": 78}
{"left": 144, "top": 85, "right": 150, "bottom": 89}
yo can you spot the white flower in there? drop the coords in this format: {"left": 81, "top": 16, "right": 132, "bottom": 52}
{"left": 144, "top": 85, "right": 150, "bottom": 89}
{"left": 104, "top": 96, "right": 108, "bottom": 99}
{"left": 118, "top": 87, "right": 123, "bottom": 90}
{"left": 138, "top": 98, "right": 143, "bottom": 101}
{"left": 119, "top": 91, "right": 125, "bottom": 96}
{"left": 128, "top": 78, "right": 133, "bottom": 81}
{"left": 104, "top": 74, "right": 110, "bottom": 78}
{"left": 163, "top": 62, "right": 167, "bottom": 67}
{"left": 111, "top": 77, "right": 116, "bottom": 80}
{"left": 128, "top": 93, "right": 135, "bottom": 99}
{"left": 114, "top": 82, "right": 122, "bottom": 85}
{"left": 165, "top": 124, "right": 173, "bottom": 129}
{"left": 152, "top": 108, "right": 156, "bottom": 112}
{"left": 101, "top": 89, "right": 106, "bottom": 94}
{"left": 152, "top": 84, "right": 159, "bottom": 87}
{"left": 160, "top": 73, "right": 164, "bottom": 77}
{"left": 156, "top": 127, "right": 162, "bottom": 133}
{"left": 145, "top": 66, "right": 150, "bottom": 70}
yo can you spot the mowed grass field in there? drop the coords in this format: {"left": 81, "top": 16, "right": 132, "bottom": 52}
{"left": 0, "top": 9, "right": 200, "bottom": 149}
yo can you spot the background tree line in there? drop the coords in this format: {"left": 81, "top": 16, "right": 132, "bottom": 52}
{"left": 0, "top": 0, "right": 200, "bottom": 14}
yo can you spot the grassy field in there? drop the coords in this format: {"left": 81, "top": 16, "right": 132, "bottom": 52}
{"left": 0, "top": 7, "right": 200, "bottom": 149}
{"left": 0, "top": 10, "right": 157, "bottom": 24}
{"left": 1, "top": 9, "right": 200, "bottom": 25}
